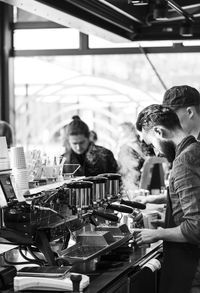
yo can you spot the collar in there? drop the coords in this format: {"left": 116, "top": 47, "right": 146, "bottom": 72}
{"left": 175, "top": 135, "right": 197, "bottom": 158}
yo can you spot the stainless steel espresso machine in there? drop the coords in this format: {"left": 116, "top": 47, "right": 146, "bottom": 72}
{"left": 0, "top": 171, "right": 146, "bottom": 274}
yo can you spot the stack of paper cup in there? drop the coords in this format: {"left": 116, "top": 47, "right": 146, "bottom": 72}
{"left": 0, "top": 137, "right": 10, "bottom": 171}
{"left": 10, "top": 146, "right": 26, "bottom": 170}
{"left": 12, "top": 169, "right": 29, "bottom": 190}
{"left": 10, "top": 146, "right": 29, "bottom": 201}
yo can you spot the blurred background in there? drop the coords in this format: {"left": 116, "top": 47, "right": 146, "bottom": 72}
{"left": 1, "top": 1, "right": 200, "bottom": 158}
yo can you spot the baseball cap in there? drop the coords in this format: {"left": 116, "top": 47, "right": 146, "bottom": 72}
{"left": 162, "top": 85, "right": 200, "bottom": 110}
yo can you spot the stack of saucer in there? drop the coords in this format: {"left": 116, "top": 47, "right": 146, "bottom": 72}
{"left": 10, "top": 146, "right": 29, "bottom": 200}
{"left": 0, "top": 137, "right": 10, "bottom": 171}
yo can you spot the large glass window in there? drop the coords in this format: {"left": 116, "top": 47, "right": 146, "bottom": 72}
{"left": 12, "top": 8, "right": 200, "bottom": 158}
{"left": 14, "top": 28, "right": 80, "bottom": 50}
{"left": 14, "top": 52, "right": 200, "bottom": 158}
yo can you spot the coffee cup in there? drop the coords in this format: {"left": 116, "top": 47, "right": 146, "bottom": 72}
{"left": 143, "top": 211, "right": 159, "bottom": 229}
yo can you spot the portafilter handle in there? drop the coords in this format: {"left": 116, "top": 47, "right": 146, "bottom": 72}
{"left": 92, "top": 210, "right": 119, "bottom": 222}
{"left": 120, "top": 199, "right": 146, "bottom": 210}
{"left": 107, "top": 203, "right": 133, "bottom": 214}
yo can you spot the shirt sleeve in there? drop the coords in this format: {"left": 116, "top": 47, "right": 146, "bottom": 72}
{"left": 173, "top": 152, "right": 200, "bottom": 244}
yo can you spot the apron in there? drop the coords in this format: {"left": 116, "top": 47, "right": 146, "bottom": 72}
{"left": 159, "top": 189, "right": 200, "bottom": 293}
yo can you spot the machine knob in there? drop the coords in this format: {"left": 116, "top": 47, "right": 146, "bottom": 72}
{"left": 70, "top": 273, "right": 82, "bottom": 292}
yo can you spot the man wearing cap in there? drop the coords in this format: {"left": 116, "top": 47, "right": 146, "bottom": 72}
{"left": 135, "top": 104, "right": 200, "bottom": 293}
{"left": 136, "top": 86, "right": 200, "bottom": 207}
{"left": 162, "top": 85, "right": 200, "bottom": 140}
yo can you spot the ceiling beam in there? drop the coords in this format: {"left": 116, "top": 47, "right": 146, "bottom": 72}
{"left": 0, "top": 0, "right": 132, "bottom": 42}
{"left": 97, "top": 0, "right": 143, "bottom": 24}
{"left": 13, "top": 44, "right": 200, "bottom": 57}
{"left": 167, "top": 0, "right": 194, "bottom": 22}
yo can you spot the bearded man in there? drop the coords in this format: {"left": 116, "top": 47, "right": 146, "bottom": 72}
{"left": 135, "top": 104, "right": 200, "bottom": 293}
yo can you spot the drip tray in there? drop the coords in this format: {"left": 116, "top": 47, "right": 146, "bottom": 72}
{"left": 59, "top": 231, "right": 132, "bottom": 263}
{"left": 63, "top": 244, "right": 103, "bottom": 258}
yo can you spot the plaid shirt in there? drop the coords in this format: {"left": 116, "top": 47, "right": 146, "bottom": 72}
{"left": 169, "top": 135, "right": 200, "bottom": 244}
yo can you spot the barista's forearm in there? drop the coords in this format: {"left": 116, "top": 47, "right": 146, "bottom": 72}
{"left": 147, "top": 194, "right": 167, "bottom": 204}
{"left": 156, "top": 226, "right": 188, "bottom": 243}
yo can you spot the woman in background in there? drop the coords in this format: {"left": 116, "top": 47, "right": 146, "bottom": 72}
{"left": 62, "top": 116, "right": 118, "bottom": 176}
{"left": 117, "top": 122, "right": 145, "bottom": 200}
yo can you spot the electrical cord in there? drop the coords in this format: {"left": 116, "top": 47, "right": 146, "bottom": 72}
{"left": 19, "top": 246, "right": 44, "bottom": 266}
{"left": 19, "top": 246, "right": 38, "bottom": 264}
{"left": 33, "top": 205, "right": 65, "bottom": 220}
{"left": 27, "top": 245, "right": 47, "bottom": 265}
{"left": 42, "top": 187, "right": 63, "bottom": 205}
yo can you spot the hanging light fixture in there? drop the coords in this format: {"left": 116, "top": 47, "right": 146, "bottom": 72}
{"left": 179, "top": 21, "right": 193, "bottom": 37}
{"left": 153, "top": 0, "right": 168, "bottom": 20}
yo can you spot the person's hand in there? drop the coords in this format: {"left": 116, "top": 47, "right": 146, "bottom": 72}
{"left": 135, "top": 228, "right": 162, "bottom": 246}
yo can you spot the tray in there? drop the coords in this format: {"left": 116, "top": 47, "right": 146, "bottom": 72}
{"left": 59, "top": 234, "right": 132, "bottom": 263}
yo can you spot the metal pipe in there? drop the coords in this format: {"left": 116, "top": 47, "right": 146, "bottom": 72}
{"left": 167, "top": 0, "right": 194, "bottom": 22}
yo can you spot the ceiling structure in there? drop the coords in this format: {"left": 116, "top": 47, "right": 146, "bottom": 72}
{"left": 1, "top": 0, "right": 199, "bottom": 149}
{"left": 1, "top": 0, "right": 200, "bottom": 44}
{"left": 36, "top": 0, "right": 200, "bottom": 42}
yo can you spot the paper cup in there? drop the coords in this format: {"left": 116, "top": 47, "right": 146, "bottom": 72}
{"left": 143, "top": 211, "right": 159, "bottom": 229}
{"left": 10, "top": 146, "right": 27, "bottom": 169}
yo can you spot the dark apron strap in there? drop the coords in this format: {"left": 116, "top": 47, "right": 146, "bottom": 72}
{"left": 159, "top": 188, "right": 200, "bottom": 293}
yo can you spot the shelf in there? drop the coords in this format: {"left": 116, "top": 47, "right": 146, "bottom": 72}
{"left": 29, "top": 176, "right": 85, "bottom": 195}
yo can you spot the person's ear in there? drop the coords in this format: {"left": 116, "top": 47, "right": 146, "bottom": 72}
{"left": 153, "top": 126, "right": 167, "bottom": 139}
{"left": 186, "top": 107, "right": 194, "bottom": 119}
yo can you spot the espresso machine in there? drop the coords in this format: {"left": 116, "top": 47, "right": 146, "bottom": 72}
{"left": 80, "top": 173, "right": 146, "bottom": 237}
{"left": 0, "top": 170, "right": 146, "bottom": 275}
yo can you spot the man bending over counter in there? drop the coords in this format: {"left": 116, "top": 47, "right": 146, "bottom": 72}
{"left": 135, "top": 85, "right": 200, "bottom": 206}
{"left": 61, "top": 115, "right": 118, "bottom": 176}
{"left": 135, "top": 104, "right": 200, "bottom": 293}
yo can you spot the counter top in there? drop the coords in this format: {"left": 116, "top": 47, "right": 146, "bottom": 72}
{"left": 2, "top": 241, "right": 162, "bottom": 293}
{"left": 84, "top": 241, "right": 162, "bottom": 293}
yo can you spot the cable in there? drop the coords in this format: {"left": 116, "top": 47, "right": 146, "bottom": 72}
{"left": 139, "top": 44, "right": 168, "bottom": 90}
{"left": 33, "top": 205, "right": 65, "bottom": 220}
{"left": 27, "top": 245, "right": 46, "bottom": 264}
{"left": 19, "top": 246, "right": 38, "bottom": 263}
{"left": 19, "top": 246, "right": 44, "bottom": 266}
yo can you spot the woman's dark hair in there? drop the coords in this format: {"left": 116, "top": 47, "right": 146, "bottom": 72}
{"left": 0, "top": 120, "right": 13, "bottom": 148}
{"left": 90, "top": 130, "right": 98, "bottom": 142}
{"left": 68, "top": 115, "right": 90, "bottom": 138}
{"left": 136, "top": 104, "right": 181, "bottom": 132}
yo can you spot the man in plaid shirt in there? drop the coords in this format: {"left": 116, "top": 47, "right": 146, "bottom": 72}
{"left": 135, "top": 104, "right": 200, "bottom": 293}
